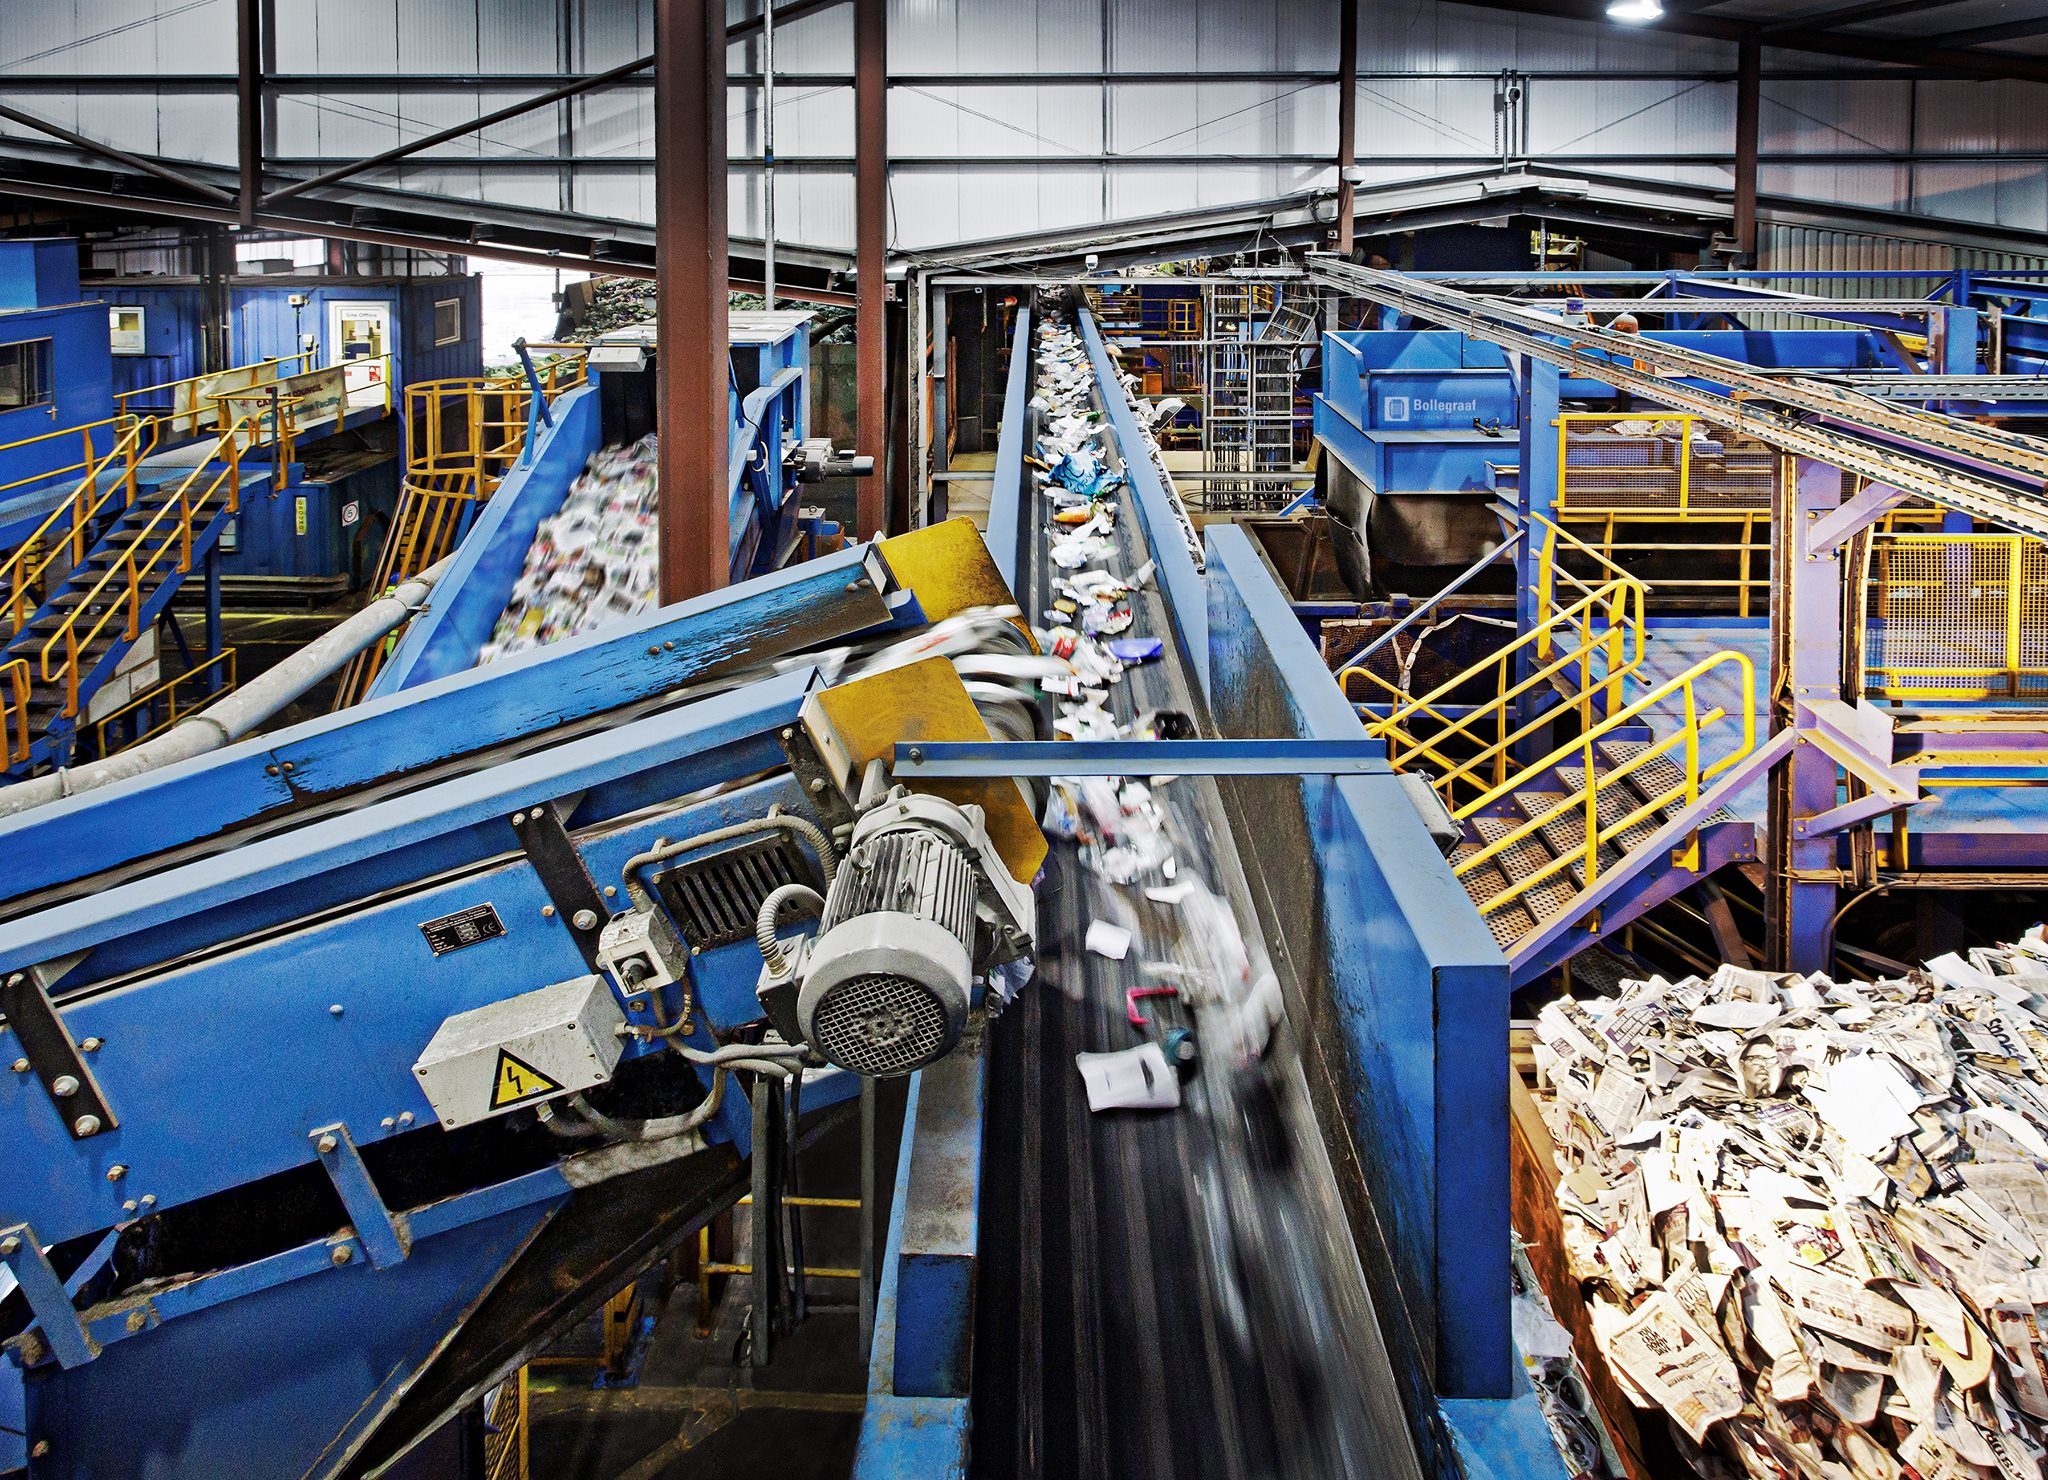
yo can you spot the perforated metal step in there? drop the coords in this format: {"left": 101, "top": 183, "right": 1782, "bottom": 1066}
{"left": 1472, "top": 815, "right": 1580, "bottom": 928}
{"left": 1450, "top": 841, "right": 1534, "bottom": 951}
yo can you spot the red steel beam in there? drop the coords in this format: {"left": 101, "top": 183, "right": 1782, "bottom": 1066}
{"left": 1733, "top": 30, "right": 1760, "bottom": 262}
{"left": 854, "top": 0, "right": 888, "bottom": 539}
{"left": 238, "top": 0, "right": 261, "bottom": 226}
{"left": 1337, "top": 0, "right": 1358, "bottom": 256}
{"left": 655, "top": 0, "right": 731, "bottom": 603}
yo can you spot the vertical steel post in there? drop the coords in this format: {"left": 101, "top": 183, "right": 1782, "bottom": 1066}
{"left": 1733, "top": 30, "right": 1761, "bottom": 264}
{"left": 762, "top": 0, "right": 777, "bottom": 309}
{"left": 655, "top": 0, "right": 732, "bottom": 602}
{"left": 855, "top": 0, "right": 888, "bottom": 539}
{"left": 237, "top": 0, "right": 262, "bottom": 227}
{"left": 1766, "top": 457, "right": 1844, "bottom": 973}
{"left": 1336, "top": 0, "right": 1358, "bottom": 258}
{"left": 1515, "top": 357, "right": 1561, "bottom": 696}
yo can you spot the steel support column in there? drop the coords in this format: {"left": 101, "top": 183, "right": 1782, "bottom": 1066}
{"left": 1515, "top": 356, "right": 1561, "bottom": 695}
{"left": 237, "top": 0, "right": 262, "bottom": 226}
{"left": 1733, "top": 30, "right": 1760, "bottom": 263}
{"left": 654, "top": 0, "right": 731, "bottom": 603}
{"left": 1336, "top": 0, "right": 1358, "bottom": 257}
{"left": 1767, "top": 457, "right": 1847, "bottom": 972}
{"left": 855, "top": 0, "right": 888, "bottom": 539}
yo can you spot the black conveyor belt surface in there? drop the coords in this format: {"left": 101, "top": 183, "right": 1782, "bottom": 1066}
{"left": 971, "top": 306, "right": 1424, "bottom": 1480}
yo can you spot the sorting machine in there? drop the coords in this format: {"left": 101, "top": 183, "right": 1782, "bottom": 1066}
{"left": 0, "top": 291, "right": 1566, "bottom": 1480}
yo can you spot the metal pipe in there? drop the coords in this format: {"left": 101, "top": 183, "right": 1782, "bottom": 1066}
{"left": 762, "top": 0, "right": 777, "bottom": 310}
{"left": 238, "top": 0, "right": 262, "bottom": 224}
{"left": 0, "top": 557, "right": 454, "bottom": 819}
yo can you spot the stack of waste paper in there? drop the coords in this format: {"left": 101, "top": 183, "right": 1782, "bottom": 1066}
{"left": 1531, "top": 938, "right": 2048, "bottom": 1478}
{"left": 480, "top": 435, "right": 660, "bottom": 663}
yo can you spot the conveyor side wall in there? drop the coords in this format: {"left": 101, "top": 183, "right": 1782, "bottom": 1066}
{"left": 1207, "top": 526, "right": 1515, "bottom": 1436}
{"left": 370, "top": 382, "right": 602, "bottom": 694}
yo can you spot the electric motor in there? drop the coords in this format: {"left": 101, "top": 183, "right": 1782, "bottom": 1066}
{"left": 788, "top": 788, "right": 1037, "bottom": 1076}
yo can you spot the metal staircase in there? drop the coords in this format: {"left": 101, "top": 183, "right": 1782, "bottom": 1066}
{"left": 1340, "top": 515, "right": 1761, "bottom": 984}
{"left": 0, "top": 419, "right": 248, "bottom": 775}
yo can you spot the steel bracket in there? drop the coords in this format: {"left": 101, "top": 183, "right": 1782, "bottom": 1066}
{"left": 776, "top": 722, "right": 858, "bottom": 838}
{"left": 310, "top": 1122, "right": 411, "bottom": 1268}
{"left": 510, "top": 798, "right": 612, "bottom": 969}
{"left": 1, "top": 967, "right": 116, "bottom": 1141}
{"left": 0, "top": 1223, "right": 97, "bottom": 1369}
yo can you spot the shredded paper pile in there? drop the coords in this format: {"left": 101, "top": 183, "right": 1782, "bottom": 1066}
{"left": 481, "top": 435, "right": 661, "bottom": 663}
{"left": 1533, "top": 937, "right": 2048, "bottom": 1479}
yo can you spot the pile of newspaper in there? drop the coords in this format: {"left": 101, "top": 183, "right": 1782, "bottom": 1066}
{"left": 480, "top": 436, "right": 660, "bottom": 663}
{"left": 1533, "top": 939, "right": 2048, "bottom": 1478}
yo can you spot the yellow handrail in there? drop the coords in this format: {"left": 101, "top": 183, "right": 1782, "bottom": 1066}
{"left": 1343, "top": 569, "right": 1649, "bottom": 804}
{"left": 332, "top": 351, "right": 590, "bottom": 712}
{"left": 1, "top": 657, "right": 28, "bottom": 766}
{"left": 38, "top": 418, "right": 247, "bottom": 717}
{"left": 0, "top": 414, "right": 152, "bottom": 501}
{"left": 1, "top": 416, "right": 159, "bottom": 636}
{"left": 91, "top": 647, "right": 237, "bottom": 755}
{"left": 1452, "top": 650, "right": 1757, "bottom": 919}
{"left": 113, "top": 352, "right": 315, "bottom": 423}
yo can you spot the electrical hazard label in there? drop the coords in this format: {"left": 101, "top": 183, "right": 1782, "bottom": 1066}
{"left": 490, "top": 1050, "right": 562, "bottom": 1109}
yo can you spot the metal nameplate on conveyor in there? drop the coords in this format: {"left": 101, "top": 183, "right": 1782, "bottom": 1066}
{"left": 418, "top": 902, "right": 507, "bottom": 956}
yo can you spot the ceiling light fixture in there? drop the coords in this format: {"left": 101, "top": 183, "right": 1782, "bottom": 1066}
{"left": 1606, "top": 0, "right": 1665, "bottom": 21}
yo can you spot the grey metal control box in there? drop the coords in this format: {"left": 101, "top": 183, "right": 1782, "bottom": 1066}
{"left": 412, "top": 974, "right": 627, "bottom": 1130}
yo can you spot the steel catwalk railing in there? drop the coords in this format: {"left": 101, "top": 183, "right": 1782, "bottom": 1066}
{"left": 1340, "top": 514, "right": 1648, "bottom": 806}
{"left": 1305, "top": 258, "right": 2048, "bottom": 538}
{"left": 0, "top": 657, "right": 28, "bottom": 766}
{"left": 1452, "top": 651, "right": 1759, "bottom": 922}
{"left": 35, "top": 417, "right": 247, "bottom": 718}
{"left": 0, "top": 415, "right": 157, "bottom": 637}
{"left": 90, "top": 646, "right": 238, "bottom": 756}
{"left": 112, "top": 351, "right": 316, "bottom": 425}
{"left": 0, "top": 413, "right": 155, "bottom": 509}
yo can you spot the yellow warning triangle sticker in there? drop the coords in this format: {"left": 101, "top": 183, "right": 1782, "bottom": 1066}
{"left": 491, "top": 1049, "right": 562, "bottom": 1109}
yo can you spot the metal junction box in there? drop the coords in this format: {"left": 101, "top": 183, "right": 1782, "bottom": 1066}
{"left": 412, "top": 974, "right": 627, "bottom": 1130}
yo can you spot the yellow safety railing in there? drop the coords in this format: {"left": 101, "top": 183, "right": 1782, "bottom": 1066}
{"left": 1862, "top": 532, "right": 2048, "bottom": 701}
{"left": 330, "top": 351, "right": 590, "bottom": 711}
{"left": 695, "top": 1194, "right": 860, "bottom": 1332}
{"left": 212, "top": 352, "right": 393, "bottom": 470}
{"left": 1451, "top": 650, "right": 1758, "bottom": 921}
{"left": 0, "top": 414, "right": 156, "bottom": 507}
{"left": 1555, "top": 411, "right": 1778, "bottom": 515}
{"left": 90, "top": 647, "right": 237, "bottom": 755}
{"left": 1341, "top": 514, "right": 1649, "bottom": 807}
{"left": 481, "top": 1367, "right": 527, "bottom": 1480}
{"left": 113, "top": 352, "right": 315, "bottom": 426}
{"left": 36, "top": 419, "right": 246, "bottom": 718}
{"left": 1, "top": 657, "right": 28, "bottom": 766}
{"left": 0, "top": 415, "right": 158, "bottom": 636}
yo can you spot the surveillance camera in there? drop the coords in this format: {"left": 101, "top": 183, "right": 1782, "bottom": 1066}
{"left": 1341, "top": 164, "right": 1368, "bottom": 188}
{"left": 1084, "top": 253, "right": 1100, "bottom": 273}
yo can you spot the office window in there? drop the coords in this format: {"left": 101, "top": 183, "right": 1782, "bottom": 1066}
{"left": 0, "top": 339, "right": 53, "bottom": 411}
{"left": 434, "top": 298, "right": 462, "bottom": 346}
{"left": 109, "top": 306, "right": 147, "bottom": 356}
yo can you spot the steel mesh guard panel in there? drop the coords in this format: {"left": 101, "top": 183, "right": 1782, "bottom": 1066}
{"left": 1865, "top": 537, "right": 2048, "bottom": 698}
{"left": 811, "top": 972, "right": 949, "bottom": 1076}
{"left": 1561, "top": 424, "right": 1776, "bottom": 511}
